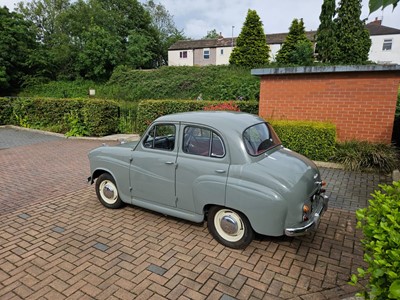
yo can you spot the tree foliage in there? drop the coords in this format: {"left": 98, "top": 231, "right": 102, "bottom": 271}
{"left": 203, "top": 29, "right": 220, "bottom": 39}
{"left": 0, "top": 7, "right": 38, "bottom": 94}
{"left": 315, "top": 0, "right": 371, "bottom": 64}
{"left": 334, "top": 0, "right": 371, "bottom": 64}
{"left": 276, "top": 19, "right": 314, "bottom": 65}
{"left": 315, "top": 0, "right": 338, "bottom": 63}
{"left": 5, "top": 0, "right": 183, "bottom": 89}
{"left": 369, "top": 0, "right": 398, "bottom": 13}
{"left": 229, "top": 9, "right": 270, "bottom": 68}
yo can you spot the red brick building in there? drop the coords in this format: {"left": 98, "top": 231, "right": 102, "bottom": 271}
{"left": 252, "top": 65, "right": 400, "bottom": 143}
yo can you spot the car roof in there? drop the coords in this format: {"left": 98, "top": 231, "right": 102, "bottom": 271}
{"left": 155, "top": 111, "right": 265, "bottom": 133}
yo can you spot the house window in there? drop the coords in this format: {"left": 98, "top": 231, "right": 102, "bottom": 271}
{"left": 382, "top": 39, "right": 392, "bottom": 51}
{"left": 220, "top": 49, "right": 224, "bottom": 55}
{"left": 180, "top": 51, "right": 187, "bottom": 58}
{"left": 203, "top": 48, "right": 210, "bottom": 59}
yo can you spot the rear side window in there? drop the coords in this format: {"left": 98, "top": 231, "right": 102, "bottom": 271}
{"left": 243, "top": 122, "right": 281, "bottom": 156}
{"left": 183, "top": 126, "right": 225, "bottom": 158}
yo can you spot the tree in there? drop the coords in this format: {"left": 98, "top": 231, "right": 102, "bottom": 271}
{"left": 276, "top": 18, "right": 314, "bottom": 65}
{"left": 229, "top": 9, "right": 270, "bottom": 67}
{"left": 334, "top": 0, "right": 371, "bottom": 64}
{"left": 369, "top": 0, "right": 398, "bottom": 13}
{"left": 144, "top": 0, "right": 186, "bottom": 67}
{"left": 0, "top": 7, "right": 38, "bottom": 93}
{"left": 202, "top": 29, "right": 219, "bottom": 39}
{"left": 315, "top": 0, "right": 338, "bottom": 63}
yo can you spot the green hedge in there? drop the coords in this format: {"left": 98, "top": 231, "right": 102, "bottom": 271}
{"left": 350, "top": 181, "right": 400, "bottom": 299}
{"left": 19, "top": 66, "right": 260, "bottom": 101}
{"left": 269, "top": 120, "right": 336, "bottom": 161}
{"left": 136, "top": 99, "right": 259, "bottom": 133}
{"left": 0, "top": 97, "right": 119, "bottom": 136}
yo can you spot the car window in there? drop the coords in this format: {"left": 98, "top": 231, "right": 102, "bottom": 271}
{"left": 183, "top": 126, "right": 225, "bottom": 158}
{"left": 143, "top": 124, "right": 176, "bottom": 151}
{"left": 243, "top": 122, "right": 281, "bottom": 156}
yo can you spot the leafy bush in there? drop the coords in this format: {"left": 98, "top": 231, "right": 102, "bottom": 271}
{"left": 269, "top": 120, "right": 336, "bottom": 161}
{"left": 0, "top": 97, "right": 14, "bottom": 125}
{"left": 350, "top": 181, "right": 400, "bottom": 299}
{"left": 203, "top": 101, "right": 240, "bottom": 111}
{"left": 332, "top": 141, "right": 398, "bottom": 173}
{"left": 20, "top": 66, "right": 260, "bottom": 101}
{"left": 136, "top": 99, "right": 259, "bottom": 133}
{"left": 0, "top": 97, "right": 119, "bottom": 136}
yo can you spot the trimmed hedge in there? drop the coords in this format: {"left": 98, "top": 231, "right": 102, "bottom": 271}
{"left": 19, "top": 66, "right": 260, "bottom": 102}
{"left": 269, "top": 120, "right": 336, "bottom": 161}
{"left": 136, "top": 99, "right": 259, "bottom": 133}
{"left": 0, "top": 97, "right": 119, "bottom": 136}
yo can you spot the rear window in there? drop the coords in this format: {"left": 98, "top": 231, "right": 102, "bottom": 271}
{"left": 243, "top": 123, "right": 281, "bottom": 156}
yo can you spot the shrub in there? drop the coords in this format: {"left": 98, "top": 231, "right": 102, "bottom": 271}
{"left": 269, "top": 120, "right": 336, "bottom": 161}
{"left": 0, "top": 97, "right": 14, "bottom": 125}
{"left": 332, "top": 141, "right": 398, "bottom": 173}
{"left": 0, "top": 97, "right": 119, "bottom": 136}
{"left": 136, "top": 99, "right": 259, "bottom": 134}
{"left": 203, "top": 101, "right": 240, "bottom": 111}
{"left": 19, "top": 66, "right": 260, "bottom": 102}
{"left": 350, "top": 181, "right": 400, "bottom": 299}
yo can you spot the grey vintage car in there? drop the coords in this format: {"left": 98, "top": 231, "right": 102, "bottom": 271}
{"left": 88, "top": 111, "right": 328, "bottom": 249}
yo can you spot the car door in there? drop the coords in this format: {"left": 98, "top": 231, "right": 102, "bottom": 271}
{"left": 130, "top": 123, "right": 178, "bottom": 207}
{"left": 175, "top": 125, "right": 229, "bottom": 213}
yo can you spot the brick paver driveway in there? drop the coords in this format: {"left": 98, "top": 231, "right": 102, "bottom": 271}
{"left": 0, "top": 128, "right": 391, "bottom": 300}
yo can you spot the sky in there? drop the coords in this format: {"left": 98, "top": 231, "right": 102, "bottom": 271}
{"left": 2, "top": 0, "right": 400, "bottom": 39}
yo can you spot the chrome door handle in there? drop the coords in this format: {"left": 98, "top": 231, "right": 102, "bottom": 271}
{"left": 215, "top": 169, "right": 226, "bottom": 173}
{"left": 165, "top": 161, "right": 174, "bottom": 165}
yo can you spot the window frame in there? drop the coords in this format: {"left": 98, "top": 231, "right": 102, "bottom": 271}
{"left": 182, "top": 125, "right": 225, "bottom": 158}
{"left": 203, "top": 48, "right": 210, "bottom": 59}
{"left": 142, "top": 123, "right": 176, "bottom": 151}
{"left": 180, "top": 51, "right": 188, "bottom": 58}
{"left": 382, "top": 39, "right": 392, "bottom": 51}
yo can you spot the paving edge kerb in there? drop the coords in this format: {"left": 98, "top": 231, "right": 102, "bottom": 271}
{"left": 2, "top": 125, "right": 399, "bottom": 182}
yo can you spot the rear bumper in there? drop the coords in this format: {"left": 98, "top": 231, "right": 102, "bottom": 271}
{"left": 284, "top": 195, "right": 329, "bottom": 236}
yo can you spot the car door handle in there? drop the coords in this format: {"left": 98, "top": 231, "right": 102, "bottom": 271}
{"left": 215, "top": 169, "right": 226, "bottom": 173}
{"left": 165, "top": 161, "right": 174, "bottom": 165}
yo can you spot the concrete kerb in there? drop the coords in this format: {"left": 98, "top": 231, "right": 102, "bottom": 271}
{"left": 1, "top": 125, "right": 140, "bottom": 142}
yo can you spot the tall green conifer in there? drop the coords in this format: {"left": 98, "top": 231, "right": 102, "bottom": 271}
{"left": 334, "top": 0, "right": 371, "bottom": 64}
{"left": 276, "top": 19, "right": 313, "bottom": 65}
{"left": 315, "top": 0, "right": 338, "bottom": 63}
{"left": 229, "top": 9, "right": 270, "bottom": 68}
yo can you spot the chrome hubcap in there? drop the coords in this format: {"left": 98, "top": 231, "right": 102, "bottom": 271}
{"left": 103, "top": 183, "right": 115, "bottom": 199}
{"left": 220, "top": 215, "right": 238, "bottom": 235}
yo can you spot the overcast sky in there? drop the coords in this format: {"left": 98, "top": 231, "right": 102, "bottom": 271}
{"left": 2, "top": 0, "right": 400, "bottom": 39}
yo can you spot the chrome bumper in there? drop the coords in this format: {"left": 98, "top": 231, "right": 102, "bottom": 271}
{"left": 285, "top": 195, "right": 329, "bottom": 236}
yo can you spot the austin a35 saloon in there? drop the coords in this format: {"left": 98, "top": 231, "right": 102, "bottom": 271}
{"left": 88, "top": 111, "right": 328, "bottom": 249}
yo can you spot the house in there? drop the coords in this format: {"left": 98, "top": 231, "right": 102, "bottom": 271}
{"left": 168, "top": 19, "right": 400, "bottom": 66}
{"left": 366, "top": 18, "right": 400, "bottom": 65}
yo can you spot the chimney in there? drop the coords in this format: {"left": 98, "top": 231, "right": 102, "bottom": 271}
{"left": 369, "top": 17, "right": 382, "bottom": 26}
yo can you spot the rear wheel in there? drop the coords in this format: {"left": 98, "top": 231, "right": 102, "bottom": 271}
{"left": 95, "top": 173, "right": 123, "bottom": 209}
{"left": 207, "top": 206, "right": 254, "bottom": 249}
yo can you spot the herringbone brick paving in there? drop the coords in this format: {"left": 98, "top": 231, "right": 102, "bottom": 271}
{"left": 0, "top": 129, "right": 392, "bottom": 299}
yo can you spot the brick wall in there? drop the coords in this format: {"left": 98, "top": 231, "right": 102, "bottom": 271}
{"left": 256, "top": 67, "right": 400, "bottom": 143}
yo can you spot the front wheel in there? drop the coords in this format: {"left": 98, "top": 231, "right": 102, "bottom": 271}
{"left": 95, "top": 173, "right": 123, "bottom": 209}
{"left": 207, "top": 206, "right": 254, "bottom": 249}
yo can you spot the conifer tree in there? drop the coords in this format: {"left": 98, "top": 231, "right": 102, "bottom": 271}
{"left": 315, "top": 0, "right": 338, "bottom": 63}
{"left": 229, "top": 9, "right": 270, "bottom": 68}
{"left": 275, "top": 18, "right": 314, "bottom": 65}
{"left": 334, "top": 0, "right": 371, "bottom": 64}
